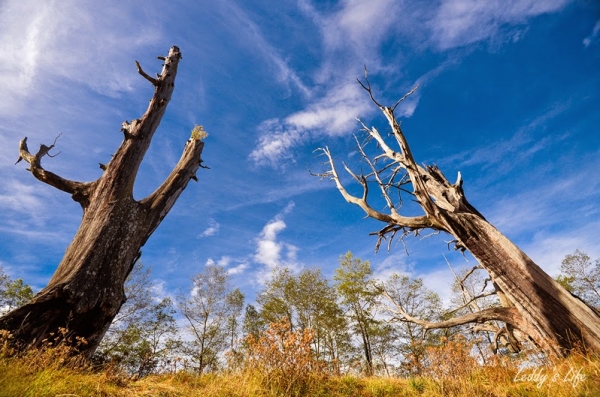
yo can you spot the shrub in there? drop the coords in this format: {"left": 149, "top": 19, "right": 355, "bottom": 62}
{"left": 243, "top": 318, "right": 327, "bottom": 396}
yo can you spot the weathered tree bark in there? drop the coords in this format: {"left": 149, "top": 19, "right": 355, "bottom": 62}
{"left": 316, "top": 77, "right": 600, "bottom": 357}
{"left": 1, "top": 46, "right": 206, "bottom": 357}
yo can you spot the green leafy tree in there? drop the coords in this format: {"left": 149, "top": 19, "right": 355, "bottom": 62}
{"left": 94, "top": 262, "right": 180, "bottom": 376}
{"left": 257, "top": 267, "right": 295, "bottom": 329}
{"left": 225, "top": 288, "right": 245, "bottom": 352}
{"left": 98, "top": 298, "right": 179, "bottom": 376}
{"left": 369, "top": 321, "right": 400, "bottom": 376}
{"left": 256, "top": 267, "right": 352, "bottom": 369}
{"left": 0, "top": 265, "right": 35, "bottom": 316}
{"left": 559, "top": 250, "right": 600, "bottom": 309}
{"left": 1, "top": 278, "right": 34, "bottom": 315}
{"left": 334, "top": 252, "right": 378, "bottom": 376}
{"left": 379, "top": 274, "right": 443, "bottom": 374}
{"left": 179, "top": 264, "right": 244, "bottom": 373}
{"left": 242, "top": 304, "right": 265, "bottom": 340}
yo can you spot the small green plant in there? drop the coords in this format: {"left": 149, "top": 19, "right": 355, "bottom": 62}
{"left": 408, "top": 376, "right": 425, "bottom": 393}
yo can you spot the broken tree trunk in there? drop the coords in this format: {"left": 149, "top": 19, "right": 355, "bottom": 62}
{"left": 1, "top": 46, "right": 206, "bottom": 357}
{"left": 317, "top": 77, "right": 600, "bottom": 357}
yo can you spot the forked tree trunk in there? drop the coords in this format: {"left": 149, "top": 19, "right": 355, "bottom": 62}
{"left": 319, "top": 80, "right": 600, "bottom": 357}
{"left": 0, "top": 46, "right": 206, "bottom": 357}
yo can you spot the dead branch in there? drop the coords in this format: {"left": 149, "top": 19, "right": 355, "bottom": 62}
{"left": 379, "top": 286, "right": 521, "bottom": 331}
{"left": 391, "top": 85, "right": 419, "bottom": 111}
{"left": 135, "top": 60, "right": 159, "bottom": 86}
{"left": 15, "top": 135, "right": 92, "bottom": 206}
{"left": 315, "top": 146, "right": 430, "bottom": 231}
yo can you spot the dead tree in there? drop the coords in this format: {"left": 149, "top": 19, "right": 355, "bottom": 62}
{"left": 1, "top": 46, "right": 206, "bottom": 357}
{"left": 315, "top": 76, "right": 600, "bottom": 358}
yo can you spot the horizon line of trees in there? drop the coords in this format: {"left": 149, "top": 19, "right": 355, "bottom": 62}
{"left": 1, "top": 249, "right": 598, "bottom": 377}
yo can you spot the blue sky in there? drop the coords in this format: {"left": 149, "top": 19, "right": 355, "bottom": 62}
{"left": 0, "top": 0, "right": 599, "bottom": 305}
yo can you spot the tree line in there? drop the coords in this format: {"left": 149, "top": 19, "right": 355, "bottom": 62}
{"left": 2, "top": 249, "right": 597, "bottom": 378}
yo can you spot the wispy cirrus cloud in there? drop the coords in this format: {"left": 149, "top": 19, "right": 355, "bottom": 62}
{"left": 218, "top": 0, "right": 310, "bottom": 97}
{"left": 248, "top": 0, "right": 575, "bottom": 168}
{"left": 0, "top": 0, "right": 161, "bottom": 115}
{"left": 248, "top": 0, "right": 408, "bottom": 168}
{"left": 441, "top": 101, "right": 569, "bottom": 173}
{"left": 429, "top": 0, "right": 571, "bottom": 50}
{"left": 583, "top": 19, "right": 600, "bottom": 47}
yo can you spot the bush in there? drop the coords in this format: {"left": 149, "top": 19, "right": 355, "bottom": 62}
{"left": 243, "top": 318, "right": 327, "bottom": 396}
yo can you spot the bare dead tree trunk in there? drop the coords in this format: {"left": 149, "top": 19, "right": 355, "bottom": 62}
{"left": 0, "top": 46, "right": 206, "bottom": 357}
{"left": 316, "top": 76, "right": 600, "bottom": 357}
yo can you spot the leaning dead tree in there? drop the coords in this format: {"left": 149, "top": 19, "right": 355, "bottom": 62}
{"left": 315, "top": 75, "right": 600, "bottom": 358}
{"left": 1, "top": 46, "right": 206, "bottom": 357}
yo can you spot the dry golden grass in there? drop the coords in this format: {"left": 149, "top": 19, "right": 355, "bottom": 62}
{"left": 1, "top": 327, "right": 599, "bottom": 397}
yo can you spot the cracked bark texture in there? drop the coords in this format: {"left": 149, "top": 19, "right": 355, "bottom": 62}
{"left": 1, "top": 46, "right": 206, "bottom": 357}
{"left": 318, "top": 80, "right": 600, "bottom": 357}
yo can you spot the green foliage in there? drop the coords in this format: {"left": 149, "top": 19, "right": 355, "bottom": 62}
{"left": 243, "top": 304, "right": 265, "bottom": 340}
{"left": 256, "top": 266, "right": 352, "bottom": 371}
{"left": 96, "top": 297, "right": 180, "bottom": 376}
{"left": 380, "top": 274, "right": 444, "bottom": 375}
{"left": 334, "top": 252, "right": 378, "bottom": 376}
{"left": 226, "top": 288, "right": 245, "bottom": 351}
{"left": 555, "top": 274, "right": 576, "bottom": 292}
{"left": 2, "top": 278, "right": 34, "bottom": 311}
{"left": 0, "top": 264, "right": 35, "bottom": 315}
{"left": 178, "top": 264, "right": 245, "bottom": 373}
{"left": 559, "top": 249, "right": 600, "bottom": 309}
{"left": 94, "top": 262, "right": 180, "bottom": 376}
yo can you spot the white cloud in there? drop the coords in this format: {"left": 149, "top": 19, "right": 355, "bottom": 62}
{"left": 0, "top": 0, "right": 161, "bottom": 115}
{"left": 248, "top": 120, "right": 307, "bottom": 168}
{"left": 429, "top": 0, "right": 571, "bottom": 50}
{"left": 150, "top": 279, "right": 169, "bottom": 303}
{"left": 372, "top": 253, "right": 414, "bottom": 283}
{"left": 198, "top": 218, "right": 220, "bottom": 238}
{"left": 205, "top": 256, "right": 249, "bottom": 276}
{"left": 249, "top": 82, "right": 372, "bottom": 167}
{"left": 583, "top": 20, "right": 600, "bottom": 47}
{"left": 254, "top": 203, "right": 300, "bottom": 276}
{"left": 255, "top": 219, "right": 288, "bottom": 269}
{"left": 227, "top": 263, "right": 249, "bottom": 275}
{"left": 286, "top": 83, "right": 371, "bottom": 133}
{"left": 419, "top": 267, "right": 457, "bottom": 307}
{"left": 0, "top": 180, "right": 46, "bottom": 215}
{"left": 320, "top": 0, "right": 400, "bottom": 60}
{"left": 205, "top": 256, "right": 232, "bottom": 267}
{"left": 248, "top": 0, "right": 410, "bottom": 168}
